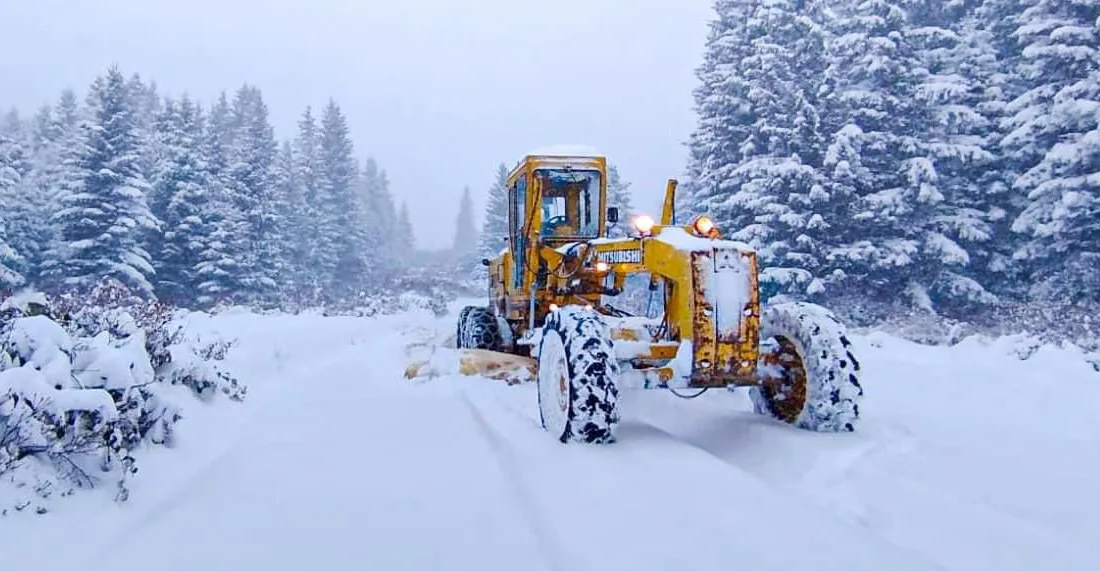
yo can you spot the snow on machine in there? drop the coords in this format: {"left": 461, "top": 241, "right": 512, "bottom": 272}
{"left": 406, "top": 146, "right": 864, "bottom": 443}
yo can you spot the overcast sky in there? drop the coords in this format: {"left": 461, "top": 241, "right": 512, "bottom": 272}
{"left": 2, "top": 0, "right": 714, "bottom": 249}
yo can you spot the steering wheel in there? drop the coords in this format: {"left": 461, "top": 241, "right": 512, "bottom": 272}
{"left": 552, "top": 242, "right": 589, "bottom": 278}
{"left": 541, "top": 215, "right": 568, "bottom": 234}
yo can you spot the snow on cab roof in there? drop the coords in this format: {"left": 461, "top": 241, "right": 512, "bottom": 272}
{"left": 526, "top": 144, "right": 602, "bottom": 158}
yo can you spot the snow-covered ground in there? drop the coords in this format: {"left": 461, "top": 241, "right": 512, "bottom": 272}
{"left": 3, "top": 299, "right": 1098, "bottom": 571}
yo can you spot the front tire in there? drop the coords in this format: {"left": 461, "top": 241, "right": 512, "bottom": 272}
{"left": 750, "top": 302, "right": 863, "bottom": 432}
{"left": 457, "top": 306, "right": 502, "bottom": 351}
{"left": 536, "top": 306, "right": 620, "bottom": 443}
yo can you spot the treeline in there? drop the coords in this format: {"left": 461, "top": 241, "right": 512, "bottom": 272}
{"left": 0, "top": 65, "right": 415, "bottom": 309}
{"left": 683, "top": 0, "right": 1099, "bottom": 321}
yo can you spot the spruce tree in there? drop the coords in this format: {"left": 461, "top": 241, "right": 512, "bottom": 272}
{"left": 0, "top": 131, "right": 26, "bottom": 287}
{"left": 126, "top": 73, "right": 162, "bottom": 191}
{"left": 272, "top": 139, "right": 309, "bottom": 298}
{"left": 684, "top": 0, "right": 760, "bottom": 229}
{"left": 606, "top": 163, "right": 635, "bottom": 238}
{"left": 193, "top": 92, "right": 244, "bottom": 306}
{"left": 292, "top": 106, "right": 323, "bottom": 294}
{"left": 452, "top": 186, "right": 479, "bottom": 273}
{"left": 819, "top": 0, "right": 946, "bottom": 309}
{"left": 360, "top": 157, "right": 397, "bottom": 288}
{"left": 905, "top": 0, "right": 1002, "bottom": 311}
{"left": 226, "top": 84, "right": 282, "bottom": 303}
{"left": 395, "top": 202, "right": 416, "bottom": 260}
{"left": 1002, "top": 0, "right": 1100, "bottom": 302}
{"left": 687, "top": 0, "right": 833, "bottom": 297}
{"left": 969, "top": 0, "right": 1031, "bottom": 302}
{"left": 49, "top": 66, "right": 157, "bottom": 296}
{"left": 1, "top": 115, "right": 35, "bottom": 283}
{"left": 476, "top": 162, "right": 509, "bottom": 258}
{"left": 317, "top": 99, "right": 362, "bottom": 298}
{"left": 36, "top": 90, "right": 84, "bottom": 290}
{"left": 150, "top": 95, "right": 213, "bottom": 305}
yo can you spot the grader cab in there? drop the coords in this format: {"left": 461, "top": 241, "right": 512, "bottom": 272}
{"left": 416, "top": 147, "right": 863, "bottom": 444}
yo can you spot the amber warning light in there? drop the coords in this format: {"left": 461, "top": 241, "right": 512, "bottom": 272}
{"left": 692, "top": 215, "right": 719, "bottom": 238}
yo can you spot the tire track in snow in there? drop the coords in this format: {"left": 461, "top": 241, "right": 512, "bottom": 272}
{"left": 633, "top": 399, "right": 911, "bottom": 509}
{"left": 459, "top": 388, "right": 572, "bottom": 571}
{"left": 460, "top": 383, "right": 947, "bottom": 571}
{"left": 624, "top": 418, "right": 956, "bottom": 571}
{"left": 94, "top": 326, "right": 404, "bottom": 562}
{"left": 631, "top": 401, "right": 1100, "bottom": 571}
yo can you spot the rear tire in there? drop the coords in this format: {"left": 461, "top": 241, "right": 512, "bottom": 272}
{"left": 750, "top": 301, "right": 863, "bottom": 432}
{"left": 536, "top": 306, "right": 620, "bottom": 443}
{"left": 457, "top": 306, "right": 503, "bottom": 351}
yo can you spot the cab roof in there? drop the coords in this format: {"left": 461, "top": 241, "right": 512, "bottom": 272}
{"left": 508, "top": 145, "right": 607, "bottom": 183}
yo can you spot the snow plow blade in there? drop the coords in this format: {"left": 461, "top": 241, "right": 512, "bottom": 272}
{"left": 404, "top": 349, "right": 536, "bottom": 384}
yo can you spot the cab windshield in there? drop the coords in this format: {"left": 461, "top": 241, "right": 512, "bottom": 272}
{"left": 536, "top": 168, "right": 601, "bottom": 239}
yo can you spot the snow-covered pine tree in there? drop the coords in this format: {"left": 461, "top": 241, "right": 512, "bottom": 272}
{"left": 272, "top": 139, "right": 309, "bottom": 300}
{"left": 48, "top": 66, "right": 158, "bottom": 296}
{"left": 150, "top": 95, "right": 215, "bottom": 306}
{"left": 819, "top": 0, "right": 949, "bottom": 312}
{"left": 0, "top": 112, "right": 32, "bottom": 187}
{"left": 10, "top": 105, "right": 62, "bottom": 283}
{"left": 316, "top": 99, "right": 363, "bottom": 299}
{"left": 35, "top": 90, "right": 84, "bottom": 290}
{"left": 125, "top": 75, "right": 164, "bottom": 274}
{"left": 192, "top": 91, "right": 244, "bottom": 307}
{"left": 606, "top": 163, "right": 635, "bottom": 238}
{"left": 376, "top": 167, "right": 399, "bottom": 282}
{"left": 359, "top": 157, "right": 398, "bottom": 289}
{"left": 395, "top": 201, "right": 415, "bottom": 260}
{"left": 687, "top": 0, "right": 833, "bottom": 298}
{"left": 476, "top": 162, "right": 509, "bottom": 259}
{"left": 452, "top": 185, "right": 479, "bottom": 275}
{"left": 0, "top": 109, "right": 26, "bottom": 143}
{"left": 291, "top": 106, "right": 324, "bottom": 296}
{"left": 1002, "top": 0, "right": 1100, "bottom": 303}
{"left": 684, "top": 0, "right": 759, "bottom": 230}
{"left": 125, "top": 73, "right": 162, "bottom": 195}
{"left": 968, "top": 0, "right": 1032, "bottom": 302}
{"left": 0, "top": 130, "right": 26, "bottom": 287}
{"left": 0, "top": 113, "right": 35, "bottom": 284}
{"left": 904, "top": 0, "right": 1001, "bottom": 313}
{"left": 226, "top": 84, "right": 283, "bottom": 304}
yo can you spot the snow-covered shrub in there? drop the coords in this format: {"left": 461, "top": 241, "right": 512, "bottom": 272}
{"left": 54, "top": 279, "right": 244, "bottom": 401}
{"left": 342, "top": 291, "right": 448, "bottom": 318}
{"left": 809, "top": 288, "right": 1100, "bottom": 371}
{"left": 0, "top": 281, "right": 246, "bottom": 513}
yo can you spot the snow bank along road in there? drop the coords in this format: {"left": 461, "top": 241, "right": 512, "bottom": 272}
{"left": 3, "top": 300, "right": 1099, "bottom": 571}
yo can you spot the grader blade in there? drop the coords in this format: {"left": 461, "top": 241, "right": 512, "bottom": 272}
{"left": 404, "top": 348, "right": 536, "bottom": 385}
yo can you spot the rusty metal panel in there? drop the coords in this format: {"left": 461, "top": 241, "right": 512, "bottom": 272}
{"left": 685, "top": 248, "right": 763, "bottom": 388}
{"left": 689, "top": 252, "right": 719, "bottom": 387}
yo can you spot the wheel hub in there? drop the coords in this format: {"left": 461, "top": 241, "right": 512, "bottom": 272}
{"left": 537, "top": 331, "right": 570, "bottom": 437}
{"left": 759, "top": 336, "right": 808, "bottom": 423}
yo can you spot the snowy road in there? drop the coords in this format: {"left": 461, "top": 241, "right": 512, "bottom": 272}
{"left": 4, "top": 301, "right": 1099, "bottom": 571}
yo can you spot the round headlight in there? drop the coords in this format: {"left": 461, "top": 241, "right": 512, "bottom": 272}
{"left": 633, "top": 214, "right": 655, "bottom": 234}
{"left": 692, "top": 215, "right": 718, "bottom": 237}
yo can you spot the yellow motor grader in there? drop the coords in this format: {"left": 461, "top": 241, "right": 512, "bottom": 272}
{"left": 413, "top": 147, "right": 863, "bottom": 444}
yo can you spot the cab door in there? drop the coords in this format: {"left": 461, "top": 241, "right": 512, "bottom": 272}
{"left": 508, "top": 174, "right": 528, "bottom": 292}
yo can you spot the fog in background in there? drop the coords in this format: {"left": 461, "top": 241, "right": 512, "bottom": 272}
{"left": 1, "top": 0, "right": 713, "bottom": 249}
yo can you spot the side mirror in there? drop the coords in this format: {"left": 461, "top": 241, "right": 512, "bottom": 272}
{"left": 480, "top": 258, "right": 490, "bottom": 266}
{"left": 607, "top": 207, "right": 619, "bottom": 224}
